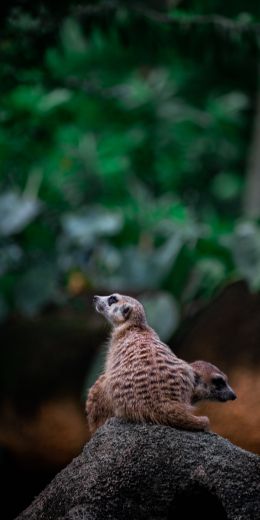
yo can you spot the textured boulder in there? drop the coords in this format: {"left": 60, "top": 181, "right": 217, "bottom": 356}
{"left": 16, "top": 418, "right": 260, "bottom": 520}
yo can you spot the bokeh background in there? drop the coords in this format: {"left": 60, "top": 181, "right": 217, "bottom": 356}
{"left": 1, "top": 1, "right": 260, "bottom": 518}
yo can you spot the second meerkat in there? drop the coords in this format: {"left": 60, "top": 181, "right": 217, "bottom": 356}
{"left": 87, "top": 293, "right": 236, "bottom": 434}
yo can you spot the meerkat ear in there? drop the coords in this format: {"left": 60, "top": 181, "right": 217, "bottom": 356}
{"left": 194, "top": 373, "right": 202, "bottom": 385}
{"left": 190, "top": 362, "right": 202, "bottom": 384}
{"left": 122, "top": 304, "right": 132, "bottom": 319}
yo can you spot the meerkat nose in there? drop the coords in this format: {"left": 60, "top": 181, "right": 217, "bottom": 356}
{"left": 228, "top": 389, "right": 237, "bottom": 400}
{"left": 93, "top": 295, "right": 99, "bottom": 304}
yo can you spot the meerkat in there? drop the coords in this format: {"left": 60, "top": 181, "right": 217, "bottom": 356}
{"left": 190, "top": 360, "right": 236, "bottom": 404}
{"left": 86, "top": 294, "right": 236, "bottom": 435}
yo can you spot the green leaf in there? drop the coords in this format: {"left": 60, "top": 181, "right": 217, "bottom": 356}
{"left": 62, "top": 208, "right": 123, "bottom": 246}
{"left": 8, "top": 85, "right": 44, "bottom": 112}
{"left": 61, "top": 19, "right": 87, "bottom": 55}
{"left": 211, "top": 172, "right": 243, "bottom": 201}
{"left": 0, "top": 192, "right": 41, "bottom": 236}
{"left": 37, "top": 89, "right": 72, "bottom": 112}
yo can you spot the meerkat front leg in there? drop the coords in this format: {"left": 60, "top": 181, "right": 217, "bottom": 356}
{"left": 86, "top": 374, "right": 113, "bottom": 435}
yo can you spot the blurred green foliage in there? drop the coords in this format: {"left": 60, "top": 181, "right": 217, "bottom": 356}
{"left": 0, "top": 1, "right": 260, "bottom": 325}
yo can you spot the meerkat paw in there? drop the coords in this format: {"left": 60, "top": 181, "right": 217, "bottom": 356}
{"left": 196, "top": 415, "right": 210, "bottom": 431}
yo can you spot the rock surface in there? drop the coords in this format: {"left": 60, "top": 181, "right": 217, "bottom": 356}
{"left": 16, "top": 418, "right": 260, "bottom": 520}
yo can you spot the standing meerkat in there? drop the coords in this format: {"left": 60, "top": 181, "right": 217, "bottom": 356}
{"left": 86, "top": 294, "right": 236, "bottom": 435}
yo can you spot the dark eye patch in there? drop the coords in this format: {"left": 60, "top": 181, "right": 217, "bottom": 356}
{"left": 212, "top": 377, "right": 225, "bottom": 388}
{"left": 108, "top": 295, "right": 118, "bottom": 306}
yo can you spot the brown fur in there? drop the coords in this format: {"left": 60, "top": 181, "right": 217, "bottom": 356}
{"left": 86, "top": 294, "right": 235, "bottom": 435}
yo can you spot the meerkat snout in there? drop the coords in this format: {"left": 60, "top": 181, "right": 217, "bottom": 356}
{"left": 93, "top": 295, "right": 105, "bottom": 313}
{"left": 212, "top": 376, "right": 236, "bottom": 401}
{"left": 228, "top": 389, "right": 237, "bottom": 400}
{"left": 230, "top": 389, "right": 237, "bottom": 400}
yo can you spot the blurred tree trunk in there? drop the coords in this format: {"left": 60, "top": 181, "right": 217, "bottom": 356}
{"left": 244, "top": 68, "right": 260, "bottom": 218}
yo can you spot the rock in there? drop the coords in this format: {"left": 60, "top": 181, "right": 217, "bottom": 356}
{"left": 16, "top": 418, "right": 260, "bottom": 520}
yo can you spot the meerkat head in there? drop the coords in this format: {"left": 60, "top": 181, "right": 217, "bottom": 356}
{"left": 191, "top": 360, "right": 237, "bottom": 404}
{"left": 93, "top": 293, "right": 147, "bottom": 328}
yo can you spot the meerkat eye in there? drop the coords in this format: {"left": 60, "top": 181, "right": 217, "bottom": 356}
{"left": 212, "top": 376, "right": 225, "bottom": 388}
{"left": 108, "top": 295, "right": 118, "bottom": 306}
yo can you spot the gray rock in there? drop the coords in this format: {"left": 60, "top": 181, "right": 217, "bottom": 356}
{"left": 16, "top": 418, "right": 260, "bottom": 520}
